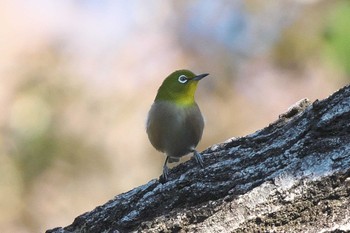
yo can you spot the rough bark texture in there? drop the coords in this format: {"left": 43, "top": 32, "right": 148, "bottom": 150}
{"left": 47, "top": 85, "right": 350, "bottom": 233}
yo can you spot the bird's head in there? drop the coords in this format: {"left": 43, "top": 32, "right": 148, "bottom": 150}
{"left": 155, "top": 70, "right": 208, "bottom": 106}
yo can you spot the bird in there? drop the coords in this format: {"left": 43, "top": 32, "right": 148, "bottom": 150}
{"left": 146, "top": 69, "right": 208, "bottom": 182}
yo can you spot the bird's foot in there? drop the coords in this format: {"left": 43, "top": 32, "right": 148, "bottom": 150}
{"left": 160, "top": 164, "right": 169, "bottom": 183}
{"left": 193, "top": 150, "right": 204, "bottom": 168}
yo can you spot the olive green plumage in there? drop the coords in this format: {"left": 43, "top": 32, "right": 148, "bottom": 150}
{"left": 146, "top": 69, "right": 208, "bottom": 182}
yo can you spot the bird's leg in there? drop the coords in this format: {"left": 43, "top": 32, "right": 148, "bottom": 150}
{"left": 192, "top": 149, "right": 204, "bottom": 168}
{"left": 160, "top": 156, "right": 170, "bottom": 183}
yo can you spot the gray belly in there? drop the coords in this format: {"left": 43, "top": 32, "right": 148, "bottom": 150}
{"left": 146, "top": 101, "right": 204, "bottom": 159}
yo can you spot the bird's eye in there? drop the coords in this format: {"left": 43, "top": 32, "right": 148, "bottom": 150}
{"left": 178, "top": 75, "right": 188, "bottom": 84}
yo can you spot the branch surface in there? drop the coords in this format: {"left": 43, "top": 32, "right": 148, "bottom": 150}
{"left": 47, "top": 85, "right": 350, "bottom": 233}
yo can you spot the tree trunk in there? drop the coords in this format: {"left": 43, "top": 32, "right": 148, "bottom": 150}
{"left": 47, "top": 85, "right": 350, "bottom": 233}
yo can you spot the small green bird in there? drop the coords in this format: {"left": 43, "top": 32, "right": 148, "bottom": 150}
{"left": 146, "top": 69, "right": 208, "bottom": 182}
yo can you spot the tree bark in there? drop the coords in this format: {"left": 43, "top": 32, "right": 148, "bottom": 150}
{"left": 47, "top": 85, "right": 350, "bottom": 233}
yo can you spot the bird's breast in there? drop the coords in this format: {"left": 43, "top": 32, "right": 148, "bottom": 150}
{"left": 146, "top": 100, "right": 204, "bottom": 157}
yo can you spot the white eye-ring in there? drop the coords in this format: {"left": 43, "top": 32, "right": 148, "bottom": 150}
{"left": 178, "top": 75, "right": 188, "bottom": 84}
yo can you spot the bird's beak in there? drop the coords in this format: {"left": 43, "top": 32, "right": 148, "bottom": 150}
{"left": 193, "top": 73, "right": 209, "bottom": 81}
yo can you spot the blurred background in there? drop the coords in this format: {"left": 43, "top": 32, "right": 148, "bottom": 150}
{"left": 0, "top": 0, "right": 349, "bottom": 232}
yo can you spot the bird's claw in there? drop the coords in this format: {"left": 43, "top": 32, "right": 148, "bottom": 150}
{"left": 160, "top": 164, "right": 169, "bottom": 183}
{"left": 193, "top": 150, "right": 204, "bottom": 168}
